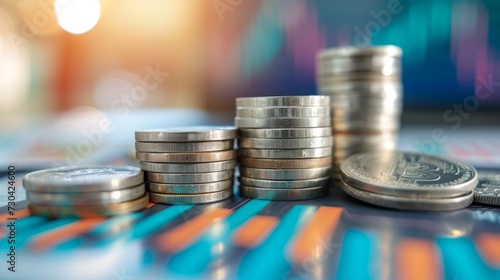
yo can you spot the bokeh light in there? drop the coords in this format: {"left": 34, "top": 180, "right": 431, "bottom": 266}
{"left": 55, "top": 0, "right": 101, "bottom": 34}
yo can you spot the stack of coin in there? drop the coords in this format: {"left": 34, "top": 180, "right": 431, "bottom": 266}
{"left": 235, "top": 96, "right": 333, "bottom": 200}
{"left": 23, "top": 165, "right": 148, "bottom": 218}
{"left": 317, "top": 45, "right": 403, "bottom": 175}
{"left": 340, "top": 152, "right": 478, "bottom": 211}
{"left": 135, "top": 127, "right": 237, "bottom": 204}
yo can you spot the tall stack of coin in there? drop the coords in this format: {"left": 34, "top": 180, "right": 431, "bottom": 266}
{"left": 235, "top": 96, "right": 333, "bottom": 200}
{"left": 23, "top": 165, "right": 148, "bottom": 218}
{"left": 135, "top": 127, "right": 237, "bottom": 204}
{"left": 340, "top": 152, "right": 477, "bottom": 211}
{"left": 317, "top": 45, "right": 403, "bottom": 176}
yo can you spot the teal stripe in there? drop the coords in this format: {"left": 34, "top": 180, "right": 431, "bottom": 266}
{"left": 167, "top": 200, "right": 270, "bottom": 275}
{"left": 238, "top": 205, "right": 317, "bottom": 280}
{"left": 336, "top": 229, "right": 376, "bottom": 280}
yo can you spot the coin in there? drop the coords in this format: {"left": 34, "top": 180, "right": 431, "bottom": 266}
{"left": 236, "top": 107, "right": 330, "bottom": 118}
{"left": 239, "top": 147, "right": 332, "bottom": 159}
{"left": 239, "top": 166, "right": 331, "bottom": 180}
{"left": 239, "top": 157, "right": 332, "bottom": 169}
{"left": 146, "top": 179, "right": 233, "bottom": 194}
{"left": 473, "top": 172, "right": 500, "bottom": 206}
{"left": 26, "top": 184, "right": 145, "bottom": 206}
{"left": 340, "top": 180, "right": 473, "bottom": 211}
{"left": 145, "top": 170, "right": 233, "bottom": 184}
{"left": 140, "top": 160, "right": 236, "bottom": 173}
{"left": 318, "top": 45, "right": 402, "bottom": 60}
{"left": 238, "top": 127, "right": 332, "bottom": 139}
{"left": 239, "top": 185, "right": 326, "bottom": 200}
{"left": 135, "top": 126, "right": 237, "bottom": 142}
{"left": 23, "top": 165, "right": 144, "bottom": 193}
{"left": 340, "top": 152, "right": 478, "bottom": 198}
{"left": 236, "top": 96, "right": 330, "bottom": 107}
{"left": 239, "top": 176, "right": 329, "bottom": 189}
{"left": 235, "top": 117, "right": 330, "bottom": 128}
{"left": 136, "top": 150, "right": 237, "bottom": 163}
{"left": 238, "top": 136, "right": 333, "bottom": 149}
{"left": 28, "top": 193, "right": 149, "bottom": 218}
{"left": 135, "top": 140, "right": 234, "bottom": 152}
{"left": 149, "top": 189, "right": 232, "bottom": 204}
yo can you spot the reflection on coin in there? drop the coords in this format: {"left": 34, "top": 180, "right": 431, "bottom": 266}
{"left": 240, "top": 166, "right": 331, "bottom": 180}
{"left": 341, "top": 152, "right": 478, "bottom": 198}
{"left": 149, "top": 189, "right": 232, "bottom": 204}
{"left": 239, "top": 147, "right": 332, "bottom": 159}
{"left": 23, "top": 165, "right": 144, "bottom": 193}
{"left": 140, "top": 160, "right": 236, "bottom": 173}
{"left": 238, "top": 127, "right": 332, "bottom": 139}
{"left": 340, "top": 180, "right": 473, "bottom": 211}
{"left": 473, "top": 172, "right": 500, "bottom": 206}
{"left": 236, "top": 96, "right": 330, "bottom": 107}
{"left": 135, "top": 140, "right": 234, "bottom": 152}
{"left": 239, "top": 185, "right": 326, "bottom": 200}
{"left": 318, "top": 45, "right": 402, "bottom": 60}
{"left": 136, "top": 150, "right": 237, "bottom": 163}
{"left": 28, "top": 194, "right": 149, "bottom": 218}
{"left": 145, "top": 170, "right": 234, "bottom": 184}
{"left": 146, "top": 179, "right": 233, "bottom": 194}
{"left": 235, "top": 117, "right": 330, "bottom": 128}
{"left": 239, "top": 157, "right": 332, "bottom": 169}
{"left": 239, "top": 176, "right": 329, "bottom": 189}
{"left": 26, "top": 184, "right": 145, "bottom": 206}
{"left": 238, "top": 136, "right": 333, "bottom": 149}
{"left": 236, "top": 107, "right": 330, "bottom": 118}
{"left": 135, "top": 126, "right": 237, "bottom": 142}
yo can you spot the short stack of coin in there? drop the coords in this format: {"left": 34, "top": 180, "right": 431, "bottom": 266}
{"left": 23, "top": 165, "right": 148, "bottom": 218}
{"left": 235, "top": 96, "right": 333, "bottom": 200}
{"left": 340, "top": 152, "right": 478, "bottom": 211}
{"left": 317, "top": 45, "right": 403, "bottom": 176}
{"left": 135, "top": 127, "right": 237, "bottom": 204}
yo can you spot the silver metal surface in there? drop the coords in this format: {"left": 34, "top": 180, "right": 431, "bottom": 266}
{"left": 136, "top": 150, "right": 237, "bottom": 163}
{"left": 149, "top": 189, "right": 232, "bottom": 204}
{"left": 135, "top": 126, "right": 237, "bottom": 142}
{"left": 135, "top": 140, "right": 234, "bottom": 152}
{"left": 239, "top": 185, "right": 327, "bottom": 200}
{"left": 146, "top": 179, "right": 233, "bottom": 194}
{"left": 236, "top": 96, "right": 330, "bottom": 107}
{"left": 140, "top": 160, "right": 236, "bottom": 173}
{"left": 145, "top": 170, "right": 234, "bottom": 184}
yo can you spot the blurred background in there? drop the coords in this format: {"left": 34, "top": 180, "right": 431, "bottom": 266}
{"left": 0, "top": 0, "right": 499, "bottom": 168}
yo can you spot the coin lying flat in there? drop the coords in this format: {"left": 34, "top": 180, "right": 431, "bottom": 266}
{"left": 145, "top": 170, "right": 233, "bottom": 184}
{"left": 235, "top": 117, "right": 330, "bottom": 128}
{"left": 140, "top": 160, "right": 236, "bottom": 173}
{"left": 146, "top": 179, "right": 233, "bottom": 194}
{"left": 340, "top": 152, "right": 478, "bottom": 198}
{"left": 28, "top": 193, "right": 149, "bottom": 218}
{"left": 239, "top": 147, "right": 332, "bottom": 159}
{"left": 135, "top": 126, "right": 237, "bottom": 142}
{"left": 236, "top": 107, "right": 330, "bottom": 118}
{"left": 318, "top": 45, "right": 402, "bottom": 60}
{"left": 239, "top": 176, "right": 329, "bottom": 189}
{"left": 473, "top": 172, "right": 500, "bottom": 206}
{"left": 26, "top": 184, "right": 145, "bottom": 206}
{"left": 239, "top": 157, "right": 332, "bottom": 169}
{"left": 136, "top": 150, "right": 237, "bottom": 163}
{"left": 135, "top": 140, "right": 234, "bottom": 152}
{"left": 239, "top": 166, "right": 331, "bottom": 180}
{"left": 23, "top": 165, "right": 144, "bottom": 193}
{"left": 238, "top": 127, "right": 332, "bottom": 139}
{"left": 340, "top": 180, "right": 473, "bottom": 211}
{"left": 149, "top": 189, "right": 232, "bottom": 204}
{"left": 239, "top": 185, "right": 326, "bottom": 200}
{"left": 236, "top": 96, "right": 330, "bottom": 107}
{"left": 238, "top": 136, "right": 333, "bottom": 149}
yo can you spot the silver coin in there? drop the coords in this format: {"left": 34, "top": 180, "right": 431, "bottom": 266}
{"left": 239, "top": 166, "right": 331, "bottom": 180}
{"left": 239, "top": 176, "right": 329, "bottom": 189}
{"left": 140, "top": 160, "right": 236, "bottom": 173}
{"left": 239, "top": 156, "right": 332, "bottom": 169}
{"left": 329, "top": 97, "right": 402, "bottom": 114}
{"left": 318, "top": 60, "right": 400, "bottom": 76}
{"left": 238, "top": 136, "right": 333, "bottom": 149}
{"left": 135, "top": 126, "right": 236, "bottom": 142}
{"left": 145, "top": 170, "right": 234, "bottom": 184}
{"left": 238, "top": 127, "right": 332, "bottom": 139}
{"left": 235, "top": 117, "right": 330, "bottom": 128}
{"left": 332, "top": 119, "right": 400, "bottom": 132}
{"left": 23, "top": 165, "right": 143, "bottom": 193}
{"left": 239, "top": 185, "right": 326, "bottom": 200}
{"left": 473, "top": 172, "right": 500, "bottom": 206}
{"left": 318, "top": 79, "right": 402, "bottom": 93}
{"left": 135, "top": 140, "right": 234, "bottom": 152}
{"left": 318, "top": 73, "right": 400, "bottom": 83}
{"left": 28, "top": 193, "right": 150, "bottom": 218}
{"left": 236, "top": 96, "right": 330, "bottom": 107}
{"left": 26, "top": 184, "right": 145, "bottom": 206}
{"left": 340, "top": 180, "right": 473, "bottom": 211}
{"left": 146, "top": 179, "right": 233, "bottom": 194}
{"left": 340, "top": 152, "right": 478, "bottom": 198}
{"left": 136, "top": 150, "right": 237, "bottom": 163}
{"left": 317, "top": 45, "right": 402, "bottom": 60}
{"left": 149, "top": 189, "right": 232, "bottom": 204}
{"left": 239, "top": 147, "right": 332, "bottom": 159}
{"left": 236, "top": 106, "right": 330, "bottom": 118}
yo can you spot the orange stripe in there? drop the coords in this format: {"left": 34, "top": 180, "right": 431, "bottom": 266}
{"left": 29, "top": 218, "right": 105, "bottom": 251}
{"left": 396, "top": 238, "right": 441, "bottom": 280}
{"left": 476, "top": 233, "right": 500, "bottom": 266}
{"left": 287, "top": 206, "right": 342, "bottom": 263}
{"left": 154, "top": 208, "right": 232, "bottom": 252}
{"left": 146, "top": 202, "right": 155, "bottom": 208}
{"left": 233, "top": 215, "right": 278, "bottom": 248}
{"left": 0, "top": 208, "right": 31, "bottom": 223}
